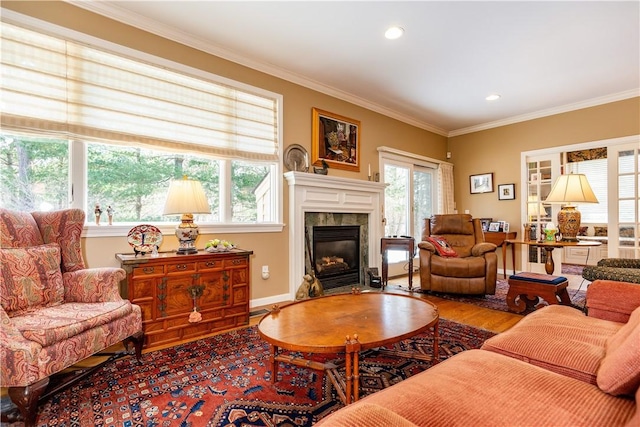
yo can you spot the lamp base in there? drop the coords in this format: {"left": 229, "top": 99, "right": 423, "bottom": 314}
{"left": 557, "top": 205, "right": 580, "bottom": 242}
{"left": 175, "top": 213, "right": 199, "bottom": 255}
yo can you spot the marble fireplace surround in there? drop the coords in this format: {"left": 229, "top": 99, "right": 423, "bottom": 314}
{"left": 285, "top": 171, "right": 386, "bottom": 300}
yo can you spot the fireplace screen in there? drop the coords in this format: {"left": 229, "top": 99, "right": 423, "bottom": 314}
{"left": 312, "top": 225, "right": 360, "bottom": 289}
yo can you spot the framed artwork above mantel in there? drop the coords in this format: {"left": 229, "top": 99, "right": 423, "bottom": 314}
{"left": 311, "top": 107, "right": 360, "bottom": 172}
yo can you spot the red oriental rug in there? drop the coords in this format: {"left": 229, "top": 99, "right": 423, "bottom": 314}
{"left": 20, "top": 319, "right": 494, "bottom": 427}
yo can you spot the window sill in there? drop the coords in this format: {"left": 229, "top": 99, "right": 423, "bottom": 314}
{"left": 82, "top": 222, "right": 285, "bottom": 238}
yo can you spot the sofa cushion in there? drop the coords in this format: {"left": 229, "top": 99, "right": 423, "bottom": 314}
{"left": 597, "top": 306, "right": 640, "bottom": 396}
{"left": 424, "top": 236, "right": 458, "bottom": 257}
{"left": 317, "top": 350, "right": 636, "bottom": 427}
{"left": 11, "top": 301, "right": 134, "bottom": 347}
{"left": 481, "top": 305, "right": 622, "bottom": 384}
{"left": 0, "top": 243, "right": 64, "bottom": 317}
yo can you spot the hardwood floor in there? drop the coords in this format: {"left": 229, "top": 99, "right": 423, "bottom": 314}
{"left": 0, "top": 274, "right": 518, "bottom": 401}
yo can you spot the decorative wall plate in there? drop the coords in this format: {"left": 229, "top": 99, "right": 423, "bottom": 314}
{"left": 127, "top": 224, "right": 163, "bottom": 255}
{"left": 284, "top": 144, "right": 309, "bottom": 172}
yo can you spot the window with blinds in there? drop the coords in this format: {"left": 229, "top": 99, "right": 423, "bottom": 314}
{"left": 1, "top": 22, "right": 279, "bottom": 161}
{"left": 565, "top": 148, "right": 608, "bottom": 223}
{"left": 0, "top": 20, "right": 282, "bottom": 230}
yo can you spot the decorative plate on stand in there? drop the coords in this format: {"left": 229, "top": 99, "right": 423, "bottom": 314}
{"left": 284, "top": 144, "right": 309, "bottom": 172}
{"left": 127, "top": 224, "right": 163, "bottom": 256}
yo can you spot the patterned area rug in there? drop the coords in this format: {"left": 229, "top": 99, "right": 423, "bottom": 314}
{"left": 23, "top": 320, "right": 494, "bottom": 427}
{"left": 390, "top": 265, "right": 587, "bottom": 314}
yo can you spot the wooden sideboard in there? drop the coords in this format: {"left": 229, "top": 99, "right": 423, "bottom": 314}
{"left": 116, "top": 249, "right": 252, "bottom": 350}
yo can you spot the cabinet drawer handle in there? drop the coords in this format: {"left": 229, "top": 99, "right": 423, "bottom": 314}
{"left": 143, "top": 267, "right": 155, "bottom": 274}
{"left": 231, "top": 259, "right": 243, "bottom": 265}
{"left": 205, "top": 261, "right": 217, "bottom": 267}
{"left": 176, "top": 264, "right": 188, "bottom": 271}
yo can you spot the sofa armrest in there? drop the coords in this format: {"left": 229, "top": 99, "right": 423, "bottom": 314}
{"left": 63, "top": 267, "right": 126, "bottom": 303}
{"left": 418, "top": 241, "right": 436, "bottom": 253}
{"left": 315, "top": 402, "right": 418, "bottom": 427}
{"left": 0, "top": 307, "right": 42, "bottom": 386}
{"left": 597, "top": 258, "right": 640, "bottom": 269}
{"left": 471, "top": 242, "right": 497, "bottom": 256}
{"left": 586, "top": 279, "right": 640, "bottom": 323}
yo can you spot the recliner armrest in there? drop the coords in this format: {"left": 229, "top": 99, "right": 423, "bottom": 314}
{"left": 471, "top": 242, "right": 497, "bottom": 257}
{"left": 586, "top": 279, "right": 640, "bottom": 323}
{"left": 63, "top": 267, "right": 126, "bottom": 303}
{"left": 418, "top": 241, "right": 436, "bottom": 253}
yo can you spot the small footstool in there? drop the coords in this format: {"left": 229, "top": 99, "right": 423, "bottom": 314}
{"left": 506, "top": 272, "right": 571, "bottom": 314}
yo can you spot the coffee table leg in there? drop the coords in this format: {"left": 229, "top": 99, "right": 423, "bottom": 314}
{"left": 344, "top": 334, "right": 361, "bottom": 404}
{"left": 269, "top": 344, "right": 278, "bottom": 383}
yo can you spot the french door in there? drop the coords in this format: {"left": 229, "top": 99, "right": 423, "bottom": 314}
{"left": 382, "top": 156, "right": 437, "bottom": 277}
{"left": 609, "top": 142, "right": 639, "bottom": 259}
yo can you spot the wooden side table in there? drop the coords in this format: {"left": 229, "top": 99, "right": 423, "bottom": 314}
{"left": 484, "top": 231, "right": 517, "bottom": 278}
{"left": 381, "top": 237, "right": 415, "bottom": 290}
{"left": 505, "top": 240, "right": 601, "bottom": 275}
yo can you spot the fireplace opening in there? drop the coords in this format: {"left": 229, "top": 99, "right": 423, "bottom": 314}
{"left": 311, "top": 225, "right": 360, "bottom": 289}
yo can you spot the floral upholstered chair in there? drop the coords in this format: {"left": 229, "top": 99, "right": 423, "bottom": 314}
{"left": 0, "top": 208, "right": 143, "bottom": 426}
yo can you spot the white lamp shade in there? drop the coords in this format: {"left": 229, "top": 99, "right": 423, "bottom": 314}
{"left": 163, "top": 178, "right": 211, "bottom": 215}
{"left": 544, "top": 174, "right": 598, "bottom": 204}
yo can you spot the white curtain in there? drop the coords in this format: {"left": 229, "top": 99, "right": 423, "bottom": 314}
{"left": 438, "top": 163, "right": 455, "bottom": 214}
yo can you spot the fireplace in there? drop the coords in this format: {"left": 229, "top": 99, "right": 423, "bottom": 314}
{"left": 312, "top": 225, "right": 360, "bottom": 289}
{"left": 284, "top": 171, "right": 386, "bottom": 301}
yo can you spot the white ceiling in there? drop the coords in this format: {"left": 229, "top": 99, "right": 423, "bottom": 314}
{"left": 73, "top": 1, "right": 639, "bottom": 136}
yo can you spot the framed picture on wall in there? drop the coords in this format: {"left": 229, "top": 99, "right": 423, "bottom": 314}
{"left": 498, "top": 183, "right": 515, "bottom": 200}
{"left": 469, "top": 173, "right": 494, "bottom": 194}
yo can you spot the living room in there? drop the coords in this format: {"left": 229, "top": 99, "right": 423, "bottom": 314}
{"left": 1, "top": 1, "right": 639, "bottom": 426}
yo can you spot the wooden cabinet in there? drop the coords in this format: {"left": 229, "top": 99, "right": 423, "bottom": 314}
{"left": 116, "top": 249, "right": 252, "bottom": 349}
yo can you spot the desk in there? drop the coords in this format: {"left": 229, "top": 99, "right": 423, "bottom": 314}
{"left": 505, "top": 239, "right": 602, "bottom": 275}
{"left": 381, "top": 237, "right": 415, "bottom": 290}
{"left": 484, "top": 231, "right": 517, "bottom": 278}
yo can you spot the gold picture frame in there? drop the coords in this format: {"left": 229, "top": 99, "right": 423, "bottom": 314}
{"left": 311, "top": 107, "right": 360, "bottom": 172}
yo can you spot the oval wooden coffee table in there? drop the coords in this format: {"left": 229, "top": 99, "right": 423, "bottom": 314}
{"left": 258, "top": 290, "right": 439, "bottom": 404}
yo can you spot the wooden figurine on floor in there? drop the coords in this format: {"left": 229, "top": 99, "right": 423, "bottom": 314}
{"left": 295, "top": 274, "right": 324, "bottom": 300}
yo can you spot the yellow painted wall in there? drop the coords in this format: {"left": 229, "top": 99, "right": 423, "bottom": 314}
{"left": 449, "top": 97, "right": 640, "bottom": 269}
{"left": 3, "top": 1, "right": 447, "bottom": 302}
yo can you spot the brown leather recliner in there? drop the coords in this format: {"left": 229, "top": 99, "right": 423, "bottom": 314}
{"left": 418, "top": 214, "right": 498, "bottom": 295}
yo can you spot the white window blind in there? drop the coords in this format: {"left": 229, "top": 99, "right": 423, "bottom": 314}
{"left": 1, "top": 22, "right": 279, "bottom": 161}
{"left": 566, "top": 150, "right": 608, "bottom": 223}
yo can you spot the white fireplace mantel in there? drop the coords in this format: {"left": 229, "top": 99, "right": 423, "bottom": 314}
{"left": 285, "top": 171, "right": 387, "bottom": 299}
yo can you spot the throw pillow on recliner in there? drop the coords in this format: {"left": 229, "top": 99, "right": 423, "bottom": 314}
{"left": 424, "top": 236, "right": 458, "bottom": 258}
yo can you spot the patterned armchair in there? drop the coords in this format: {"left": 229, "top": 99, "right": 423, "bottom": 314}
{"left": 582, "top": 258, "right": 640, "bottom": 284}
{"left": 0, "top": 208, "right": 143, "bottom": 426}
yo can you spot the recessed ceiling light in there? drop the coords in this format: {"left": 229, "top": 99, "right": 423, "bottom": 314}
{"left": 385, "top": 26, "right": 404, "bottom": 40}
{"left": 486, "top": 94, "right": 501, "bottom": 101}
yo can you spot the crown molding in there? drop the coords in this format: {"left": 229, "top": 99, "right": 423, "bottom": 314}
{"left": 67, "top": 1, "right": 449, "bottom": 137}
{"left": 61, "top": 2, "right": 640, "bottom": 140}
{"left": 448, "top": 89, "right": 640, "bottom": 137}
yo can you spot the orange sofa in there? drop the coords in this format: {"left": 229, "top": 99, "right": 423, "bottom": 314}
{"left": 316, "top": 279, "right": 640, "bottom": 426}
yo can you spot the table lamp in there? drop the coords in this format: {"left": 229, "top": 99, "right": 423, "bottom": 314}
{"left": 163, "top": 176, "right": 211, "bottom": 255}
{"left": 544, "top": 173, "right": 598, "bottom": 241}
